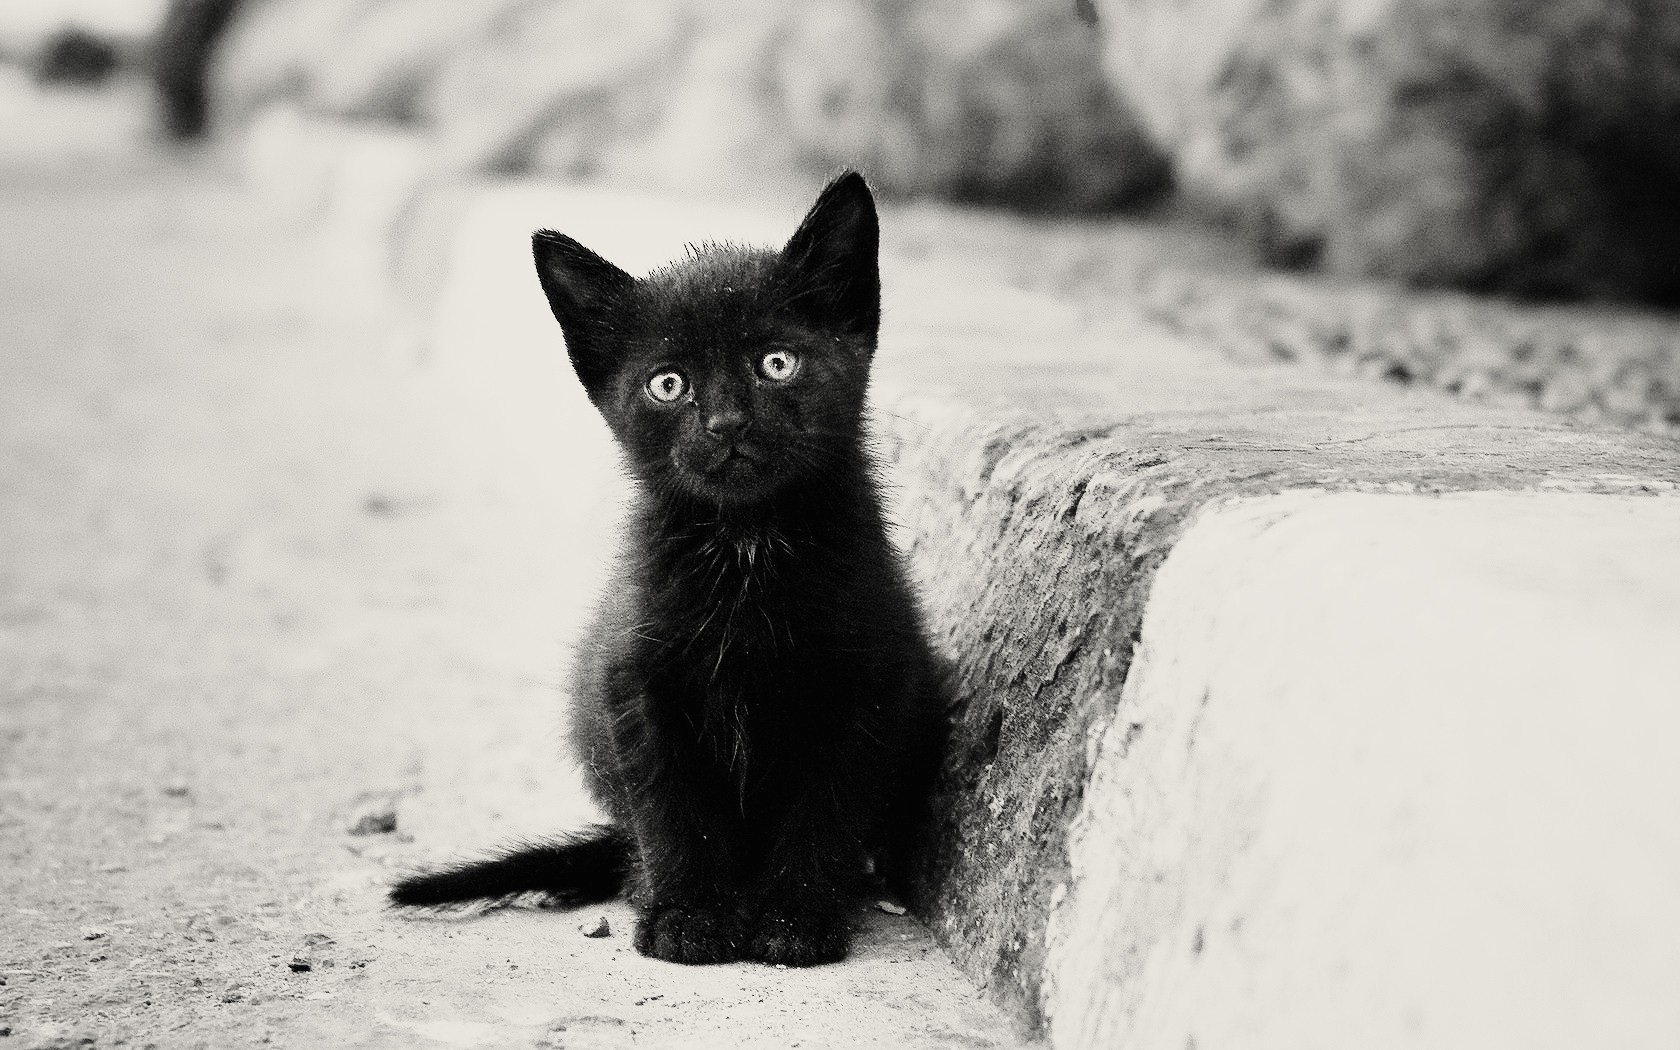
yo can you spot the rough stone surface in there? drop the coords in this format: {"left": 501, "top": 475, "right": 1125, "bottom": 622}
{"left": 878, "top": 386, "right": 1680, "bottom": 1030}
{"left": 210, "top": 0, "right": 1164, "bottom": 210}
{"left": 1093, "top": 0, "right": 1680, "bottom": 302}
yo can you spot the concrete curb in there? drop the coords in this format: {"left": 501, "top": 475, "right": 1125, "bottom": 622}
{"left": 875, "top": 391, "right": 1680, "bottom": 1040}
{"left": 250, "top": 115, "right": 1680, "bottom": 1046}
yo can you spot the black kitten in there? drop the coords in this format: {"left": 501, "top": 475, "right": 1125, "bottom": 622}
{"left": 389, "top": 172, "right": 943, "bottom": 968}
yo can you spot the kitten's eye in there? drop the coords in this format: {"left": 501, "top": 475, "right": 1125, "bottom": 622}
{"left": 757, "top": 350, "right": 800, "bottom": 383}
{"left": 646, "top": 371, "right": 687, "bottom": 403}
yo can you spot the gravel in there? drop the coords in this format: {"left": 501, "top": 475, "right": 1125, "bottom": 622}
{"left": 887, "top": 206, "right": 1680, "bottom": 437}
{"left": 1117, "top": 264, "right": 1680, "bottom": 436}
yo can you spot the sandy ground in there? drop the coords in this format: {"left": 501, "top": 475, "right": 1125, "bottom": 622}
{"left": 0, "top": 143, "right": 1025, "bottom": 1050}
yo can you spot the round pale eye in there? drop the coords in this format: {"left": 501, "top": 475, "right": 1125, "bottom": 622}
{"left": 759, "top": 350, "right": 799, "bottom": 382}
{"left": 646, "top": 371, "right": 687, "bottom": 402}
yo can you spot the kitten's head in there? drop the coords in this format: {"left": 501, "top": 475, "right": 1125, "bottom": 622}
{"left": 533, "top": 172, "right": 880, "bottom": 508}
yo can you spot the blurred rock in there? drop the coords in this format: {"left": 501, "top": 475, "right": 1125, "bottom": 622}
{"left": 0, "top": 1, "right": 169, "bottom": 62}
{"left": 311, "top": 1, "right": 514, "bottom": 122}
{"left": 422, "top": 0, "right": 697, "bottom": 182}
{"left": 770, "top": 0, "right": 1167, "bottom": 209}
{"left": 209, "top": 0, "right": 386, "bottom": 128}
{"left": 211, "top": 0, "right": 1165, "bottom": 211}
{"left": 154, "top": 0, "right": 246, "bottom": 137}
{"left": 212, "top": 0, "right": 521, "bottom": 127}
{"left": 34, "top": 27, "right": 120, "bottom": 86}
{"left": 1093, "top": 0, "right": 1680, "bottom": 303}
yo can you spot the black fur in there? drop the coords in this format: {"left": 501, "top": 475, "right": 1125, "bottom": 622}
{"left": 387, "top": 825, "right": 631, "bottom": 909}
{"left": 389, "top": 172, "right": 943, "bottom": 968}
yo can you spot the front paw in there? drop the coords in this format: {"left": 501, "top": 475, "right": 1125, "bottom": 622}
{"left": 633, "top": 902, "right": 745, "bottom": 965}
{"left": 748, "top": 906, "right": 851, "bottom": 967}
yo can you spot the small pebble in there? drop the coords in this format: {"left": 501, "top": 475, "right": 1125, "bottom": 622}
{"left": 287, "top": 957, "right": 311, "bottom": 973}
{"left": 580, "top": 916, "right": 611, "bottom": 938}
{"left": 874, "top": 900, "right": 907, "bottom": 916}
{"left": 348, "top": 809, "right": 397, "bottom": 836}
{"left": 81, "top": 927, "right": 108, "bottom": 941}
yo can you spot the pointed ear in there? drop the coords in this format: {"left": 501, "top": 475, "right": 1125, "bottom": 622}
{"left": 532, "top": 229, "right": 635, "bottom": 397}
{"left": 779, "top": 171, "right": 880, "bottom": 346}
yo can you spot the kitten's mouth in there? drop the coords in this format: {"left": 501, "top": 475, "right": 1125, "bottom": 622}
{"left": 699, "top": 445, "right": 762, "bottom": 476}
{"left": 680, "top": 442, "right": 774, "bottom": 501}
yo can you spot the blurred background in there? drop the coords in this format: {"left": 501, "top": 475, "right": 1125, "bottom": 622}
{"left": 6, "top": 0, "right": 1680, "bottom": 303}
{"left": 8, "top": 0, "right": 1680, "bottom": 433}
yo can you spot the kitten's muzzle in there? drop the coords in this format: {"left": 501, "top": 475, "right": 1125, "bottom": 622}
{"left": 702, "top": 407, "right": 749, "bottom": 441}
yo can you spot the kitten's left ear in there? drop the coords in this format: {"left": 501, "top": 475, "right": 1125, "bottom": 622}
{"left": 779, "top": 171, "right": 881, "bottom": 347}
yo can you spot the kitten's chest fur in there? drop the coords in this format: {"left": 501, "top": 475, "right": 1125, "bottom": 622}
{"left": 633, "top": 507, "right": 869, "bottom": 743}
{"left": 655, "top": 521, "right": 802, "bottom": 664}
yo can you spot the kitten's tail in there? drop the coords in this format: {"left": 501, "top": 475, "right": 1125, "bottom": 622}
{"left": 388, "top": 823, "right": 631, "bottom": 909}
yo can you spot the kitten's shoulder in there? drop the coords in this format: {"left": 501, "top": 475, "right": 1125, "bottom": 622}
{"left": 567, "top": 572, "right": 647, "bottom": 702}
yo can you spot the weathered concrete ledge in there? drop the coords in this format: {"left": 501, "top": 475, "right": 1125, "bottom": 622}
{"left": 877, "top": 391, "right": 1680, "bottom": 1043}
{"left": 252, "top": 119, "right": 1680, "bottom": 1046}
{"left": 868, "top": 293, "right": 1680, "bottom": 1040}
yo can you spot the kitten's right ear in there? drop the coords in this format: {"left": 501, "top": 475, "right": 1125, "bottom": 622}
{"left": 780, "top": 171, "right": 880, "bottom": 344}
{"left": 532, "top": 230, "right": 635, "bottom": 397}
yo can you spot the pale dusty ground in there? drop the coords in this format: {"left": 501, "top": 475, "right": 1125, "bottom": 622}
{"left": 0, "top": 132, "right": 1026, "bottom": 1050}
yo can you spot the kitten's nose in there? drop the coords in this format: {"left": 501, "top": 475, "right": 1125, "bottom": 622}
{"left": 703, "top": 406, "right": 749, "bottom": 440}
